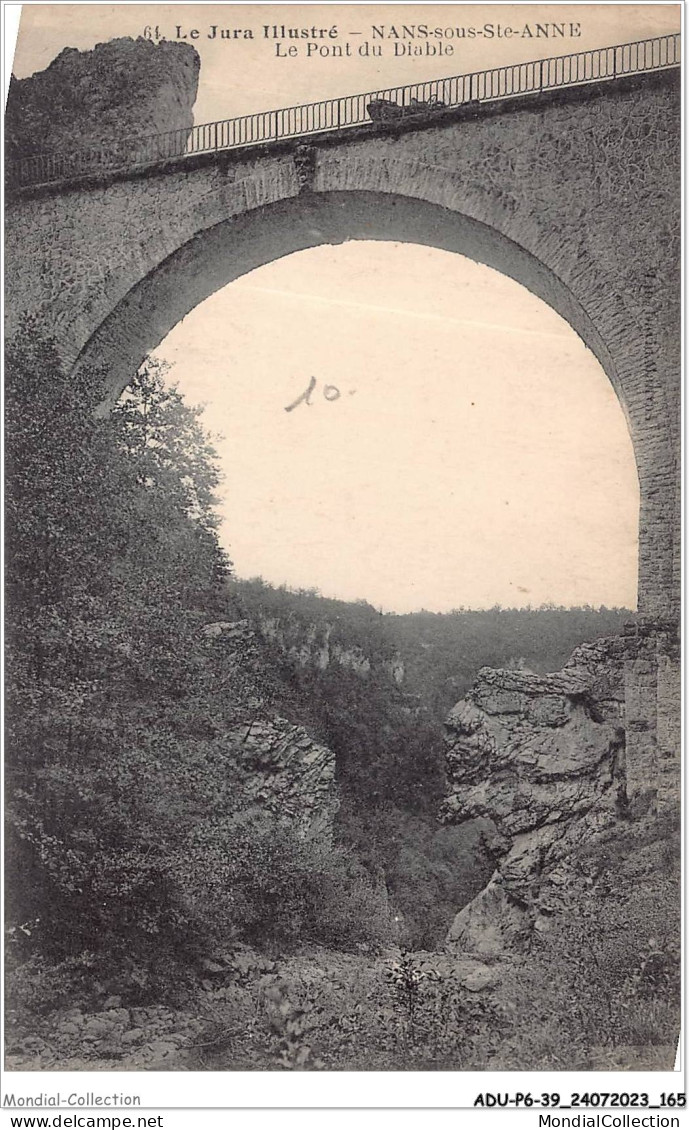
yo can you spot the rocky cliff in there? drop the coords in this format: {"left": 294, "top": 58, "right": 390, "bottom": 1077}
{"left": 6, "top": 37, "right": 199, "bottom": 163}
{"left": 201, "top": 619, "right": 339, "bottom": 840}
{"left": 441, "top": 635, "right": 639, "bottom": 956}
{"left": 227, "top": 716, "right": 338, "bottom": 840}
{"left": 442, "top": 619, "right": 680, "bottom": 958}
{"left": 257, "top": 614, "right": 405, "bottom": 683}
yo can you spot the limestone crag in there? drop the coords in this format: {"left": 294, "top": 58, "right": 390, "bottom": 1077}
{"left": 228, "top": 716, "right": 338, "bottom": 840}
{"left": 6, "top": 37, "right": 199, "bottom": 164}
{"left": 201, "top": 620, "right": 338, "bottom": 840}
{"left": 257, "top": 614, "right": 405, "bottom": 682}
{"left": 442, "top": 639, "right": 629, "bottom": 956}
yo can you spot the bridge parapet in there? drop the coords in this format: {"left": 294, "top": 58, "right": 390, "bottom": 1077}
{"left": 7, "top": 33, "right": 680, "bottom": 191}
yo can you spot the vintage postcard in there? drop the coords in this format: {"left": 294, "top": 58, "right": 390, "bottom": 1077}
{"left": 2, "top": 0, "right": 683, "bottom": 1112}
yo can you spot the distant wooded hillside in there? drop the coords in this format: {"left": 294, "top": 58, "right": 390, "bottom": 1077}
{"left": 230, "top": 577, "right": 633, "bottom": 716}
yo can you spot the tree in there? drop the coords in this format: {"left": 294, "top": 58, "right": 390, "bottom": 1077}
{"left": 5, "top": 336, "right": 236, "bottom": 981}
{"left": 6, "top": 333, "right": 392, "bottom": 1004}
{"left": 109, "top": 356, "right": 231, "bottom": 601}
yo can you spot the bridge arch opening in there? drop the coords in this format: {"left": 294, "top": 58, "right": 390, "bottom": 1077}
{"left": 72, "top": 189, "right": 647, "bottom": 609}
{"left": 154, "top": 238, "right": 639, "bottom": 612}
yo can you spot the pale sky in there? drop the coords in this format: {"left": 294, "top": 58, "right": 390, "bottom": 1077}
{"left": 10, "top": 4, "right": 656, "bottom": 611}
{"left": 157, "top": 242, "right": 639, "bottom": 613}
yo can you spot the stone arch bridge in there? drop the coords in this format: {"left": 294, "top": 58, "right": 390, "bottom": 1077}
{"left": 5, "top": 35, "right": 681, "bottom": 804}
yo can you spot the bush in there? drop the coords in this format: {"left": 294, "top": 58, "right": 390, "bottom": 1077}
{"left": 5, "top": 952, "right": 100, "bottom": 1016}
{"left": 175, "top": 816, "right": 396, "bottom": 954}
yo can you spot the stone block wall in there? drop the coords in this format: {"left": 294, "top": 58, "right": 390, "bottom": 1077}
{"left": 5, "top": 69, "right": 680, "bottom": 621}
{"left": 623, "top": 618, "right": 681, "bottom": 814}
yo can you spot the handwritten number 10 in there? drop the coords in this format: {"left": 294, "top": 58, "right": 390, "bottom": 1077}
{"left": 285, "top": 377, "right": 346, "bottom": 412}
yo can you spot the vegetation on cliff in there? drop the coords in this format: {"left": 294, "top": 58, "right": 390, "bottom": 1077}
{"left": 5, "top": 334, "right": 392, "bottom": 1017}
{"left": 235, "top": 577, "right": 632, "bottom": 716}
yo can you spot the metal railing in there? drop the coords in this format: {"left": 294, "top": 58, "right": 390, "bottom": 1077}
{"left": 9, "top": 33, "right": 680, "bottom": 190}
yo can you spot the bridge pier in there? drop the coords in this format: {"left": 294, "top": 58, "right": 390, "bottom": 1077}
{"left": 623, "top": 618, "right": 681, "bottom": 815}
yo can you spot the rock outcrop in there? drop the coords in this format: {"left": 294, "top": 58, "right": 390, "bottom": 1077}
{"left": 6, "top": 37, "right": 199, "bottom": 165}
{"left": 442, "top": 619, "right": 680, "bottom": 957}
{"left": 442, "top": 638, "right": 629, "bottom": 956}
{"left": 228, "top": 716, "right": 338, "bottom": 840}
{"left": 201, "top": 620, "right": 339, "bottom": 840}
{"left": 256, "top": 614, "right": 405, "bottom": 683}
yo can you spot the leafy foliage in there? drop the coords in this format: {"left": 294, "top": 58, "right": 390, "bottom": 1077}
{"left": 233, "top": 577, "right": 633, "bottom": 718}
{"left": 5, "top": 332, "right": 391, "bottom": 1006}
